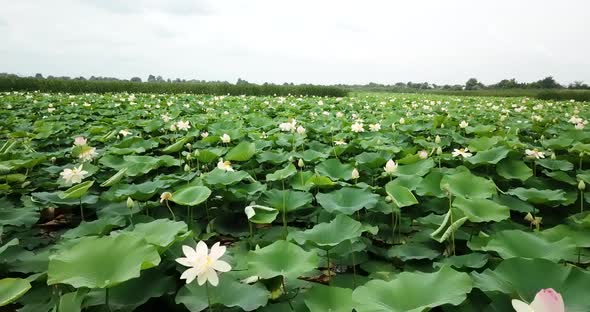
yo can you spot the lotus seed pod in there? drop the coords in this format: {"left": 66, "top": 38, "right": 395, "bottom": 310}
{"left": 579, "top": 180, "right": 586, "bottom": 191}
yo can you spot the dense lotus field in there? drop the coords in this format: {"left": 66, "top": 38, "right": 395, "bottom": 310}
{"left": 1, "top": 91, "right": 590, "bottom": 312}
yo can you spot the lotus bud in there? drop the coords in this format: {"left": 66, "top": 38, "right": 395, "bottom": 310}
{"left": 435, "top": 135, "right": 441, "bottom": 144}
{"left": 579, "top": 180, "right": 586, "bottom": 191}
{"left": 50, "top": 156, "right": 56, "bottom": 164}
{"left": 524, "top": 212, "right": 534, "bottom": 222}
{"left": 185, "top": 143, "right": 192, "bottom": 149}
{"left": 351, "top": 168, "right": 360, "bottom": 180}
{"left": 385, "top": 196, "right": 393, "bottom": 202}
{"left": 551, "top": 153, "right": 556, "bottom": 160}
{"left": 436, "top": 146, "right": 443, "bottom": 155}
{"left": 184, "top": 164, "right": 191, "bottom": 172}
{"left": 440, "top": 123, "right": 445, "bottom": 128}
{"left": 127, "top": 197, "right": 134, "bottom": 209}
{"left": 297, "top": 158, "right": 304, "bottom": 168}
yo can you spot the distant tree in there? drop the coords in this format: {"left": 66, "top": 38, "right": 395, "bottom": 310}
{"left": 156, "top": 76, "right": 164, "bottom": 82}
{"left": 494, "top": 78, "right": 521, "bottom": 89}
{"left": 147, "top": 75, "right": 156, "bottom": 82}
{"left": 35, "top": 73, "right": 43, "bottom": 79}
{"left": 568, "top": 81, "right": 589, "bottom": 89}
{"left": 465, "top": 78, "right": 484, "bottom": 90}
{"left": 533, "top": 76, "right": 562, "bottom": 89}
{"left": 130, "top": 77, "right": 142, "bottom": 82}
{"left": 236, "top": 78, "right": 250, "bottom": 85}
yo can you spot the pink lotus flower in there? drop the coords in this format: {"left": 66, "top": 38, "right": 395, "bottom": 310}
{"left": 512, "top": 288, "right": 565, "bottom": 312}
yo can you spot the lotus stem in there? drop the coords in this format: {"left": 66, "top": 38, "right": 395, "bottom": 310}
{"left": 165, "top": 200, "right": 176, "bottom": 221}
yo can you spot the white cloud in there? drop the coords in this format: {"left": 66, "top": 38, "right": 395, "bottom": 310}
{"left": 1, "top": 0, "right": 589, "bottom": 85}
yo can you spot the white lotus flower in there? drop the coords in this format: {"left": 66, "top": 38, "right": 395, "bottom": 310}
{"left": 351, "top": 122, "right": 364, "bottom": 133}
{"left": 217, "top": 158, "right": 234, "bottom": 172}
{"left": 220, "top": 133, "right": 231, "bottom": 143}
{"left": 336, "top": 112, "right": 344, "bottom": 118}
{"left": 162, "top": 114, "right": 172, "bottom": 122}
{"left": 201, "top": 131, "right": 209, "bottom": 138}
{"left": 279, "top": 119, "right": 297, "bottom": 132}
{"left": 73, "top": 136, "right": 87, "bottom": 146}
{"left": 351, "top": 168, "right": 360, "bottom": 180}
{"left": 418, "top": 150, "right": 429, "bottom": 159}
{"left": 452, "top": 148, "right": 472, "bottom": 158}
{"left": 296, "top": 126, "right": 306, "bottom": 134}
{"left": 169, "top": 124, "right": 177, "bottom": 131}
{"left": 399, "top": 117, "right": 405, "bottom": 124}
{"left": 176, "top": 241, "right": 232, "bottom": 286}
{"left": 525, "top": 149, "right": 545, "bottom": 159}
{"left": 177, "top": 120, "right": 191, "bottom": 131}
{"left": 459, "top": 121, "right": 469, "bottom": 129}
{"left": 512, "top": 288, "right": 564, "bottom": 312}
{"left": 384, "top": 159, "right": 398, "bottom": 175}
{"left": 569, "top": 116, "right": 583, "bottom": 124}
{"left": 78, "top": 147, "right": 98, "bottom": 162}
{"left": 334, "top": 140, "right": 347, "bottom": 146}
{"left": 59, "top": 164, "right": 88, "bottom": 185}
{"left": 119, "top": 129, "right": 132, "bottom": 137}
{"left": 369, "top": 123, "right": 381, "bottom": 132}
{"left": 575, "top": 123, "right": 585, "bottom": 129}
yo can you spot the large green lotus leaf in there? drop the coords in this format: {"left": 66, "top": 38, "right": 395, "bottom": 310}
{"left": 205, "top": 168, "right": 252, "bottom": 185}
{"left": 315, "top": 159, "right": 354, "bottom": 181}
{"left": 257, "top": 150, "right": 290, "bottom": 164}
{"left": 0, "top": 207, "right": 39, "bottom": 227}
{"left": 59, "top": 180, "right": 94, "bottom": 199}
{"left": 467, "top": 136, "right": 501, "bottom": 151}
{"left": 290, "top": 171, "right": 316, "bottom": 191}
{"left": 316, "top": 187, "right": 379, "bottom": 215}
{"left": 47, "top": 233, "right": 160, "bottom": 288}
{"left": 57, "top": 289, "right": 87, "bottom": 312}
{"left": 542, "top": 137, "right": 574, "bottom": 150}
{"left": 466, "top": 147, "right": 510, "bottom": 165}
{"left": 541, "top": 224, "right": 590, "bottom": 248}
{"left": 111, "top": 180, "right": 170, "bottom": 201}
{"left": 228, "top": 181, "right": 267, "bottom": 200}
{"left": 495, "top": 194, "right": 535, "bottom": 213}
{"left": 110, "top": 137, "right": 159, "bottom": 155}
{"left": 496, "top": 159, "right": 533, "bottom": 181}
{"left": 387, "top": 243, "right": 440, "bottom": 261}
{"left": 506, "top": 187, "right": 567, "bottom": 205}
{"left": 467, "top": 124, "right": 495, "bottom": 135}
{"left": 62, "top": 216, "right": 126, "bottom": 239}
{"left": 536, "top": 159, "right": 574, "bottom": 171}
{"left": 266, "top": 163, "right": 297, "bottom": 181}
{"left": 304, "top": 285, "right": 353, "bottom": 312}
{"left": 440, "top": 171, "right": 496, "bottom": 199}
{"left": 100, "top": 154, "right": 179, "bottom": 176}
{"left": 385, "top": 182, "right": 418, "bottom": 208}
{"left": 161, "top": 136, "right": 191, "bottom": 154}
{"left": 415, "top": 170, "right": 445, "bottom": 198}
{"left": 570, "top": 142, "right": 590, "bottom": 155}
{"left": 542, "top": 169, "right": 577, "bottom": 185}
{"left": 306, "top": 174, "right": 335, "bottom": 187}
{"left": 197, "top": 149, "right": 223, "bottom": 163}
{"left": 130, "top": 219, "right": 188, "bottom": 248}
{"left": 0, "top": 278, "right": 31, "bottom": 307}
{"left": 176, "top": 275, "right": 268, "bottom": 312}
{"left": 248, "top": 206, "right": 279, "bottom": 224}
{"left": 433, "top": 253, "right": 489, "bottom": 269}
{"left": 247, "top": 240, "right": 318, "bottom": 279}
{"left": 355, "top": 152, "right": 387, "bottom": 168}
{"left": 452, "top": 197, "right": 510, "bottom": 223}
{"left": 0, "top": 238, "right": 19, "bottom": 255}
{"left": 352, "top": 265, "right": 472, "bottom": 312}
{"left": 100, "top": 168, "right": 127, "bottom": 187}
{"left": 472, "top": 230, "right": 576, "bottom": 262}
{"left": 171, "top": 185, "right": 211, "bottom": 206}
{"left": 288, "top": 214, "right": 377, "bottom": 248}
{"left": 299, "top": 149, "right": 329, "bottom": 163}
{"left": 87, "top": 269, "right": 175, "bottom": 311}
{"left": 394, "top": 159, "right": 435, "bottom": 177}
{"left": 262, "top": 189, "right": 313, "bottom": 212}
{"left": 225, "top": 141, "right": 256, "bottom": 161}
{"left": 472, "top": 257, "right": 590, "bottom": 312}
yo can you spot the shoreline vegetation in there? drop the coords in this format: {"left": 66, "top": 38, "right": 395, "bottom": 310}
{"left": 1, "top": 74, "right": 589, "bottom": 101}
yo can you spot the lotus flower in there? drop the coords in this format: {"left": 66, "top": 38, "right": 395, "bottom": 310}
{"left": 176, "top": 241, "right": 232, "bottom": 286}
{"left": 73, "top": 136, "right": 87, "bottom": 146}
{"left": 384, "top": 159, "right": 398, "bottom": 175}
{"left": 78, "top": 146, "right": 98, "bottom": 162}
{"left": 452, "top": 148, "right": 472, "bottom": 158}
{"left": 220, "top": 133, "right": 231, "bottom": 143}
{"left": 459, "top": 120, "right": 469, "bottom": 128}
{"left": 351, "top": 122, "right": 365, "bottom": 133}
{"left": 177, "top": 120, "right": 191, "bottom": 131}
{"left": 59, "top": 164, "right": 88, "bottom": 185}
{"left": 217, "top": 158, "right": 234, "bottom": 172}
{"left": 351, "top": 168, "right": 360, "bottom": 180}
{"left": 512, "top": 288, "right": 564, "bottom": 312}
{"left": 525, "top": 149, "right": 545, "bottom": 159}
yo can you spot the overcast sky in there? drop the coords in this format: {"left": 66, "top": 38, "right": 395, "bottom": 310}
{"left": 1, "top": 0, "right": 589, "bottom": 85}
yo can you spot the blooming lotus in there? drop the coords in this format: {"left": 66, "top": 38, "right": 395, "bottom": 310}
{"left": 369, "top": 123, "right": 381, "bottom": 132}
{"left": 418, "top": 150, "right": 428, "bottom": 159}
{"left": 59, "top": 164, "right": 88, "bottom": 185}
{"left": 119, "top": 129, "right": 132, "bottom": 137}
{"left": 78, "top": 147, "right": 98, "bottom": 162}
{"left": 384, "top": 159, "right": 398, "bottom": 175}
{"left": 177, "top": 120, "right": 191, "bottom": 131}
{"left": 73, "top": 136, "right": 87, "bottom": 146}
{"left": 217, "top": 158, "right": 234, "bottom": 171}
{"left": 452, "top": 148, "right": 472, "bottom": 158}
{"left": 525, "top": 149, "right": 545, "bottom": 159}
{"left": 459, "top": 121, "right": 469, "bottom": 128}
{"left": 220, "top": 133, "right": 231, "bottom": 143}
{"left": 351, "top": 122, "right": 365, "bottom": 133}
{"left": 334, "top": 140, "right": 347, "bottom": 146}
{"left": 176, "top": 241, "right": 232, "bottom": 286}
{"left": 201, "top": 131, "right": 209, "bottom": 138}
{"left": 512, "top": 288, "right": 564, "bottom": 312}
{"left": 162, "top": 114, "right": 172, "bottom": 122}
{"left": 279, "top": 119, "right": 297, "bottom": 132}
{"left": 296, "top": 125, "right": 306, "bottom": 134}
